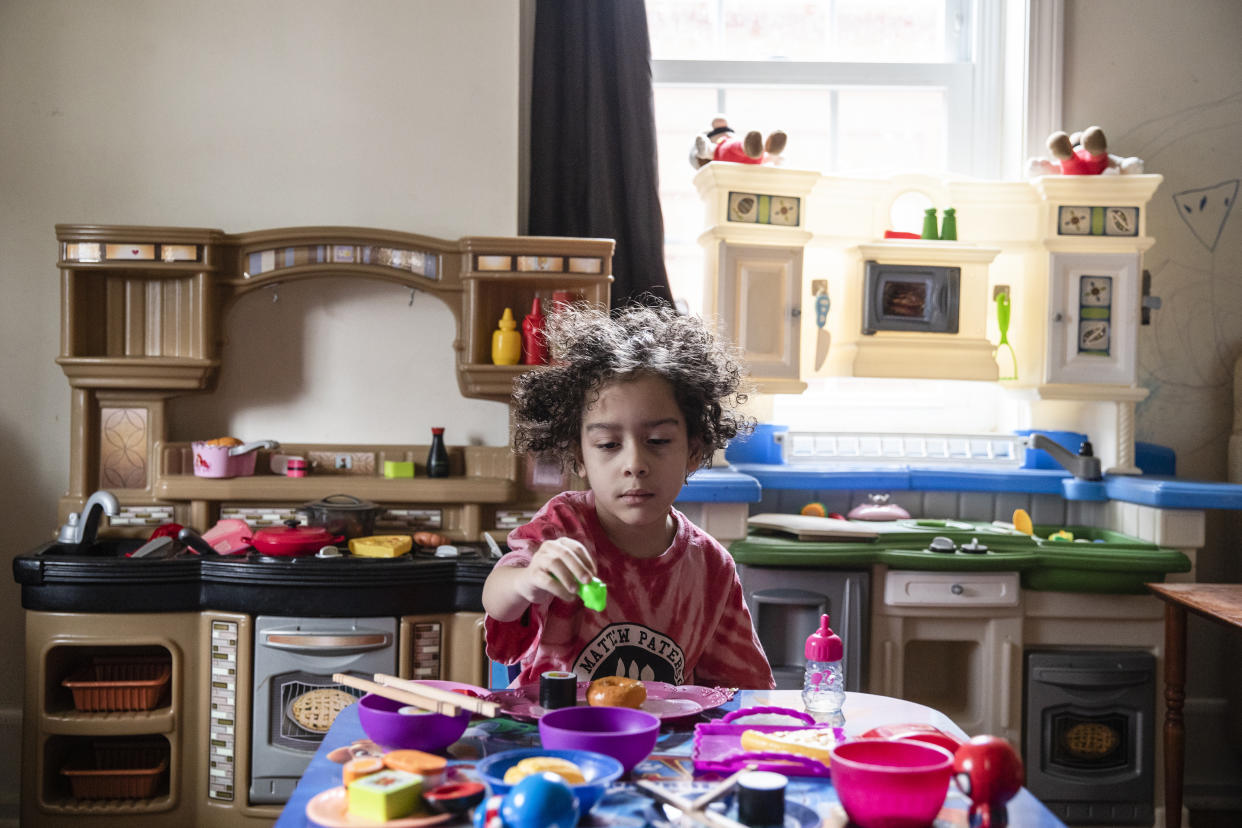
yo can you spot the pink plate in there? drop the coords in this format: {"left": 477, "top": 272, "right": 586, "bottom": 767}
{"left": 305, "top": 786, "right": 452, "bottom": 828}
{"left": 485, "top": 681, "right": 732, "bottom": 722}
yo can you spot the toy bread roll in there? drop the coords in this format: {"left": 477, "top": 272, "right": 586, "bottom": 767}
{"left": 586, "top": 676, "right": 646, "bottom": 709}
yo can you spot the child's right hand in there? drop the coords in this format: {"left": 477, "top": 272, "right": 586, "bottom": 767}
{"left": 517, "top": 538, "right": 597, "bottom": 605}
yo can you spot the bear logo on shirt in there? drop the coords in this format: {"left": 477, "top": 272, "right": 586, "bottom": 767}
{"left": 572, "top": 623, "right": 684, "bottom": 685}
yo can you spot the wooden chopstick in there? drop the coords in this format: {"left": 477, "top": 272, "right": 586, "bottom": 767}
{"left": 332, "top": 673, "right": 472, "bottom": 717}
{"left": 372, "top": 673, "right": 499, "bottom": 718}
{"left": 634, "top": 780, "right": 750, "bottom": 828}
{"left": 689, "top": 763, "right": 755, "bottom": 811}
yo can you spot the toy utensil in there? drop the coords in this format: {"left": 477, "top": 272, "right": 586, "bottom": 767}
{"left": 1011, "top": 509, "right": 1033, "bottom": 536}
{"left": 635, "top": 779, "right": 749, "bottom": 828}
{"left": 814, "top": 290, "right": 832, "bottom": 371}
{"left": 689, "top": 763, "right": 757, "bottom": 811}
{"left": 579, "top": 577, "right": 607, "bottom": 611}
{"left": 995, "top": 290, "right": 1017, "bottom": 380}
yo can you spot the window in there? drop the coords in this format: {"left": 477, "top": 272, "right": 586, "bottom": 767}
{"left": 647, "top": 0, "right": 1056, "bottom": 311}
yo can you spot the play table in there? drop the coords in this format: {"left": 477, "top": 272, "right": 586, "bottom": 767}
{"left": 276, "top": 689, "right": 1067, "bottom": 828}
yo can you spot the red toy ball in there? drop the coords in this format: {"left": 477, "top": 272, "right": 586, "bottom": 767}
{"left": 952, "top": 736, "right": 1024, "bottom": 828}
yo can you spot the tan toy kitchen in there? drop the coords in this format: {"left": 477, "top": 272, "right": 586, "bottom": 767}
{"left": 15, "top": 226, "right": 618, "bottom": 827}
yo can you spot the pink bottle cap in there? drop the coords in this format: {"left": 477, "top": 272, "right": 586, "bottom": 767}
{"left": 805, "top": 614, "right": 843, "bottom": 661}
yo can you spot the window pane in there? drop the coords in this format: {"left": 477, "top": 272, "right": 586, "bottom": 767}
{"left": 654, "top": 87, "right": 718, "bottom": 245}
{"left": 648, "top": 0, "right": 952, "bottom": 63}
{"left": 648, "top": 0, "right": 718, "bottom": 61}
{"left": 719, "top": 87, "right": 833, "bottom": 170}
{"left": 837, "top": 88, "right": 947, "bottom": 173}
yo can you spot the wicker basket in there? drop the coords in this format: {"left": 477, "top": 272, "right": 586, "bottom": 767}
{"left": 61, "top": 742, "right": 168, "bottom": 800}
{"left": 61, "top": 656, "right": 171, "bottom": 712}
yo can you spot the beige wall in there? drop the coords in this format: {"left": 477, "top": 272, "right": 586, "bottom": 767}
{"left": 0, "top": 0, "right": 519, "bottom": 810}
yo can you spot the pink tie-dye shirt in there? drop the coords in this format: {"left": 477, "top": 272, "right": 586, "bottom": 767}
{"left": 484, "top": 490, "right": 774, "bottom": 690}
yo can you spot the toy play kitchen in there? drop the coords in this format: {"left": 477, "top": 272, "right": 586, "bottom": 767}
{"left": 16, "top": 225, "right": 614, "bottom": 828}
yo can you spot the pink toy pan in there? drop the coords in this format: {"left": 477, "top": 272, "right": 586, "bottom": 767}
{"left": 692, "top": 706, "right": 844, "bottom": 778}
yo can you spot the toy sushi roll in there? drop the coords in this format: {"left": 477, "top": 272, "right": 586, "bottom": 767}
{"left": 539, "top": 670, "right": 578, "bottom": 710}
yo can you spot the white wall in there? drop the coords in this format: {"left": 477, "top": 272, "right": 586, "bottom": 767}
{"left": 0, "top": 0, "right": 519, "bottom": 810}
{"left": 1062, "top": 0, "right": 1242, "bottom": 805}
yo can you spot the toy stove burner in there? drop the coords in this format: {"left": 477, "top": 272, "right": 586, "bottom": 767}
{"left": 411, "top": 543, "right": 488, "bottom": 561}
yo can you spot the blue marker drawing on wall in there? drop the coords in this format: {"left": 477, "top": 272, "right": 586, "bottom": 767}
{"left": 1172, "top": 179, "right": 1238, "bottom": 251}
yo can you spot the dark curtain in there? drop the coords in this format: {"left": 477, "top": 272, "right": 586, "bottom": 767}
{"left": 528, "top": 0, "right": 672, "bottom": 309}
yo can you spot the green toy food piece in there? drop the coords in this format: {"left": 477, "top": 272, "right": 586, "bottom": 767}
{"left": 579, "top": 577, "right": 607, "bottom": 611}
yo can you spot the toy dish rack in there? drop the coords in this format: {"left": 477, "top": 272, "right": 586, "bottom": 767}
{"left": 60, "top": 740, "right": 169, "bottom": 799}
{"left": 61, "top": 655, "right": 171, "bottom": 712}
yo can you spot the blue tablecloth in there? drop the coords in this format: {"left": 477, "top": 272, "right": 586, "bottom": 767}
{"left": 277, "top": 690, "right": 1067, "bottom": 828}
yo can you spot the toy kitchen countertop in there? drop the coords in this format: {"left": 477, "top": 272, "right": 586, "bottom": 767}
{"left": 722, "top": 461, "right": 1242, "bottom": 509}
{"left": 729, "top": 518, "right": 1190, "bottom": 593}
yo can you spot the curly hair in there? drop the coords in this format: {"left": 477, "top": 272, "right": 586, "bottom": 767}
{"left": 511, "top": 303, "right": 755, "bottom": 471}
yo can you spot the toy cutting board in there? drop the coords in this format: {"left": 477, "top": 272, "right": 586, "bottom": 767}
{"left": 747, "top": 513, "right": 880, "bottom": 541}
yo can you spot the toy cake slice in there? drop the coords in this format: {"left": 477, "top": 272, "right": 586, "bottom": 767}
{"left": 739, "top": 727, "right": 839, "bottom": 764}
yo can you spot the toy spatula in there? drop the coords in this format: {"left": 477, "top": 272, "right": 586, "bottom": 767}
{"left": 995, "top": 291, "right": 1017, "bottom": 380}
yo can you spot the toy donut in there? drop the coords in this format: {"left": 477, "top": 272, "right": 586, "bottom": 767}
{"left": 586, "top": 676, "right": 647, "bottom": 709}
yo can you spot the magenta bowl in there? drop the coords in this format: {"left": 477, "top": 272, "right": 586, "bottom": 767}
{"left": 357, "top": 680, "right": 480, "bottom": 752}
{"left": 538, "top": 706, "right": 660, "bottom": 773}
{"left": 830, "top": 738, "right": 955, "bottom": 828}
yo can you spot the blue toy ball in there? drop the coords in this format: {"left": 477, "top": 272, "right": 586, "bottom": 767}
{"left": 499, "top": 771, "right": 580, "bottom": 828}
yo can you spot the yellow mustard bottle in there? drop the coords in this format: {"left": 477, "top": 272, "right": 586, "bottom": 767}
{"left": 492, "top": 307, "right": 521, "bottom": 365}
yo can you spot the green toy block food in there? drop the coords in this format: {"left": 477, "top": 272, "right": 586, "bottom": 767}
{"left": 579, "top": 577, "right": 607, "bottom": 611}
{"left": 347, "top": 769, "right": 424, "bottom": 821}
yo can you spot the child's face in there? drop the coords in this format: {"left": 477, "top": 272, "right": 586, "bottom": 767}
{"left": 578, "top": 374, "right": 699, "bottom": 546}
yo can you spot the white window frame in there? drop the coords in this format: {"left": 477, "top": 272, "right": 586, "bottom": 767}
{"left": 651, "top": 0, "right": 1063, "bottom": 181}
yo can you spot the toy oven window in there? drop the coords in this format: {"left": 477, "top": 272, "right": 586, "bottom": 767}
{"left": 862, "top": 261, "right": 960, "bottom": 334}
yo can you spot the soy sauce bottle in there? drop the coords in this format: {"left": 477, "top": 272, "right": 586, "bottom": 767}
{"left": 427, "top": 427, "right": 450, "bottom": 478}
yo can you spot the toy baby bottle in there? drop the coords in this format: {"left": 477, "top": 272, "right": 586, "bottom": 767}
{"left": 802, "top": 613, "right": 845, "bottom": 726}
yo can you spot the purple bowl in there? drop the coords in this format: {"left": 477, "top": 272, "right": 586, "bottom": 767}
{"left": 538, "top": 706, "right": 660, "bottom": 773}
{"left": 357, "top": 682, "right": 474, "bottom": 751}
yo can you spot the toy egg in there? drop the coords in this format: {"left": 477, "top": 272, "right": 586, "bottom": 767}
{"left": 499, "top": 771, "right": 580, "bottom": 828}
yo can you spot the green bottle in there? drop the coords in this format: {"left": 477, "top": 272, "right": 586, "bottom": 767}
{"left": 940, "top": 207, "right": 957, "bottom": 241}
{"left": 921, "top": 207, "right": 939, "bottom": 240}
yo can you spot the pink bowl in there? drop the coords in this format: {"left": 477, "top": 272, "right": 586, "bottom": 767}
{"left": 830, "top": 738, "right": 955, "bottom": 828}
{"left": 538, "top": 706, "right": 660, "bottom": 773}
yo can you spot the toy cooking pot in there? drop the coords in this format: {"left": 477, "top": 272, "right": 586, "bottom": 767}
{"left": 301, "top": 493, "right": 385, "bottom": 540}
{"left": 191, "top": 439, "right": 279, "bottom": 478}
{"left": 246, "top": 521, "right": 342, "bottom": 556}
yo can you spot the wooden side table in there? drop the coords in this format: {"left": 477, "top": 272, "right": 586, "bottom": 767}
{"left": 1147, "top": 583, "right": 1242, "bottom": 828}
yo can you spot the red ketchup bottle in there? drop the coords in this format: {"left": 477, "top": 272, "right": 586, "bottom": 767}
{"left": 522, "top": 297, "right": 547, "bottom": 365}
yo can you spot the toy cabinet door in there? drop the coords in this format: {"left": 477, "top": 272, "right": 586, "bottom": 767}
{"left": 719, "top": 243, "right": 802, "bottom": 387}
{"left": 1045, "top": 252, "right": 1139, "bottom": 385}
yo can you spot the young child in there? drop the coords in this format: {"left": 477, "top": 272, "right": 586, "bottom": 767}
{"left": 482, "top": 304, "right": 774, "bottom": 690}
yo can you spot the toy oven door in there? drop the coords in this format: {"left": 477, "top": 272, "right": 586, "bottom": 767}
{"left": 862, "top": 261, "right": 960, "bottom": 335}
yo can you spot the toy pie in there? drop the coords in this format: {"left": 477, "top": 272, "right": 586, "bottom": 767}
{"left": 739, "top": 728, "right": 838, "bottom": 764}
{"left": 291, "top": 688, "right": 358, "bottom": 733}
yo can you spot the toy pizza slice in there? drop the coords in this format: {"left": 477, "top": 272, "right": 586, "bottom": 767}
{"left": 739, "top": 727, "right": 838, "bottom": 764}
